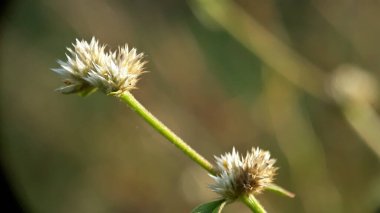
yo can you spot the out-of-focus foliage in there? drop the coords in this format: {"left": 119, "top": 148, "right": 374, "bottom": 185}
{"left": 1, "top": 0, "right": 380, "bottom": 212}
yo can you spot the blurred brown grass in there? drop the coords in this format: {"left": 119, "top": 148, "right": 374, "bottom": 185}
{"left": 1, "top": 0, "right": 380, "bottom": 212}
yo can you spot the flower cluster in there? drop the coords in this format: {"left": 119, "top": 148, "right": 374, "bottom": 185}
{"left": 210, "top": 147, "right": 277, "bottom": 200}
{"left": 52, "top": 37, "right": 146, "bottom": 96}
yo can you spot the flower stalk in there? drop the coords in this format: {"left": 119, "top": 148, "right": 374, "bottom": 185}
{"left": 241, "top": 194, "right": 267, "bottom": 213}
{"left": 120, "top": 91, "right": 216, "bottom": 175}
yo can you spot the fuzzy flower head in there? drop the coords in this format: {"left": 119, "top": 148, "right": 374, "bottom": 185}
{"left": 210, "top": 147, "right": 277, "bottom": 200}
{"left": 85, "top": 45, "right": 146, "bottom": 95}
{"left": 52, "top": 37, "right": 146, "bottom": 96}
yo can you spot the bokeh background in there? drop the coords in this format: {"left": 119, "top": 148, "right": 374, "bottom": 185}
{"left": 1, "top": 0, "right": 380, "bottom": 212}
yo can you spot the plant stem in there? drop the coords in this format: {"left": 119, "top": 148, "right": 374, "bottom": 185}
{"left": 119, "top": 91, "right": 216, "bottom": 175}
{"left": 241, "top": 194, "right": 267, "bottom": 213}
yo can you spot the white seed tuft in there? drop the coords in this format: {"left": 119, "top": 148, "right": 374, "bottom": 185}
{"left": 52, "top": 37, "right": 146, "bottom": 96}
{"left": 210, "top": 147, "right": 278, "bottom": 200}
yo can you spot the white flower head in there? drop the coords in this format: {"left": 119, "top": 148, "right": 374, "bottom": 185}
{"left": 85, "top": 45, "right": 146, "bottom": 95}
{"left": 52, "top": 37, "right": 146, "bottom": 96}
{"left": 210, "top": 147, "right": 277, "bottom": 200}
{"left": 52, "top": 37, "right": 107, "bottom": 95}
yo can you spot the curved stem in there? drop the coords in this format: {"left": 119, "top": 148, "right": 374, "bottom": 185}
{"left": 119, "top": 91, "right": 216, "bottom": 175}
{"left": 241, "top": 194, "right": 267, "bottom": 213}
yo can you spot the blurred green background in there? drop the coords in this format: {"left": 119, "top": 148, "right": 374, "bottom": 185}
{"left": 1, "top": 0, "right": 380, "bottom": 212}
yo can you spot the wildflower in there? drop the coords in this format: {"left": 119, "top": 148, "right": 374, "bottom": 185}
{"left": 52, "top": 37, "right": 107, "bottom": 95}
{"left": 52, "top": 37, "right": 146, "bottom": 96}
{"left": 85, "top": 45, "right": 146, "bottom": 95}
{"left": 210, "top": 147, "right": 277, "bottom": 200}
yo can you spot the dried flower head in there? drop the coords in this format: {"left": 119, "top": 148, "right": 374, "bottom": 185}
{"left": 85, "top": 45, "right": 146, "bottom": 95}
{"left": 210, "top": 147, "right": 277, "bottom": 200}
{"left": 52, "top": 37, "right": 146, "bottom": 96}
{"left": 52, "top": 37, "right": 107, "bottom": 95}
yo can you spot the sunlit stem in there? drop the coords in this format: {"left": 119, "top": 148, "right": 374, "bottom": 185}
{"left": 241, "top": 194, "right": 267, "bottom": 213}
{"left": 119, "top": 91, "right": 216, "bottom": 175}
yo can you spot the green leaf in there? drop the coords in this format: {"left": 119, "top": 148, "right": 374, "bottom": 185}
{"left": 266, "top": 184, "right": 295, "bottom": 198}
{"left": 192, "top": 199, "right": 227, "bottom": 213}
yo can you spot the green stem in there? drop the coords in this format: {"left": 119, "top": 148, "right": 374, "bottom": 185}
{"left": 119, "top": 91, "right": 216, "bottom": 175}
{"left": 241, "top": 194, "right": 267, "bottom": 213}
